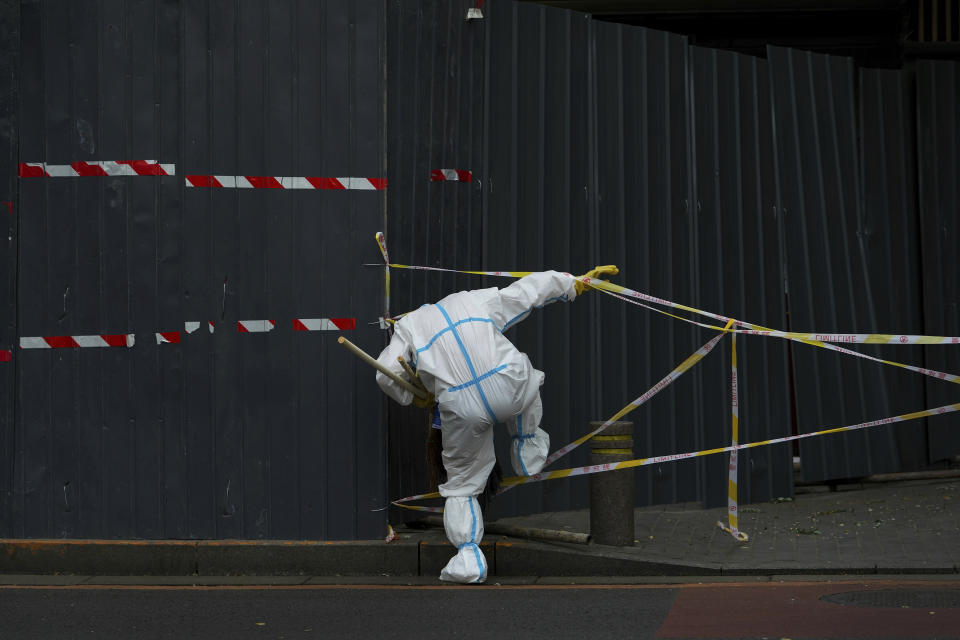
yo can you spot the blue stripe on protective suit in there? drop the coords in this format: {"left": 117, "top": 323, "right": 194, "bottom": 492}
{"left": 447, "top": 364, "right": 508, "bottom": 392}
{"left": 435, "top": 303, "right": 500, "bottom": 423}
{"left": 412, "top": 316, "right": 497, "bottom": 367}
{"left": 459, "top": 497, "right": 485, "bottom": 582}
{"left": 514, "top": 414, "right": 531, "bottom": 476}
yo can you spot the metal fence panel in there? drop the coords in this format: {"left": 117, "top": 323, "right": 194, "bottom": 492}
{"left": 767, "top": 46, "right": 927, "bottom": 482}
{"left": 180, "top": 0, "right": 216, "bottom": 540}
{"left": 385, "top": 0, "right": 489, "bottom": 517}
{"left": 859, "top": 67, "right": 930, "bottom": 469}
{"left": 484, "top": 0, "right": 597, "bottom": 517}
{"left": 688, "top": 46, "right": 793, "bottom": 505}
{"left": 917, "top": 60, "right": 960, "bottom": 464}
{"left": 0, "top": 0, "right": 19, "bottom": 538}
{"left": 12, "top": 0, "right": 385, "bottom": 540}
{"left": 387, "top": 0, "right": 608, "bottom": 518}
{"left": 10, "top": 0, "right": 953, "bottom": 539}
{"left": 386, "top": 0, "right": 795, "bottom": 518}
{"left": 591, "top": 23, "right": 719, "bottom": 508}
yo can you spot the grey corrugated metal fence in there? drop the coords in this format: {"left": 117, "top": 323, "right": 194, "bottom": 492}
{"left": 917, "top": 60, "right": 960, "bottom": 464}
{"left": 388, "top": 1, "right": 796, "bottom": 517}
{"left": 2, "top": 0, "right": 958, "bottom": 539}
{"left": 5, "top": 0, "right": 386, "bottom": 540}
{"left": 387, "top": 0, "right": 959, "bottom": 520}
{"left": 768, "top": 46, "right": 929, "bottom": 482}
{"left": 688, "top": 45, "right": 793, "bottom": 504}
{"left": 0, "top": 0, "right": 18, "bottom": 540}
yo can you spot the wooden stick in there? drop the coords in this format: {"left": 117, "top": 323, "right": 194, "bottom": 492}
{"left": 419, "top": 515, "right": 591, "bottom": 545}
{"left": 338, "top": 336, "right": 429, "bottom": 399}
{"left": 397, "top": 356, "right": 428, "bottom": 392}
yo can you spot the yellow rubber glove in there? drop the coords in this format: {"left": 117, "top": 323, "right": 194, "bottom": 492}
{"left": 574, "top": 264, "right": 619, "bottom": 295}
{"left": 413, "top": 391, "right": 436, "bottom": 409}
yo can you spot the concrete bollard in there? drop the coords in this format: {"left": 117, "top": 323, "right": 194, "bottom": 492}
{"left": 589, "top": 421, "right": 635, "bottom": 546}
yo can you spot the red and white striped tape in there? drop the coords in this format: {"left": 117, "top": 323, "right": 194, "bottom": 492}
{"left": 168, "top": 319, "right": 355, "bottom": 340}
{"left": 185, "top": 321, "right": 215, "bottom": 334}
{"left": 19, "top": 334, "right": 135, "bottom": 349}
{"left": 17, "top": 318, "right": 356, "bottom": 349}
{"left": 292, "top": 318, "right": 356, "bottom": 331}
{"left": 185, "top": 175, "right": 387, "bottom": 190}
{"left": 237, "top": 320, "right": 275, "bottom": 333}
{"left": 430, "top": 169, "right": 472, "bottom": 182}
{"left": 19, "top": 161, "right": 174, "bottom": 177}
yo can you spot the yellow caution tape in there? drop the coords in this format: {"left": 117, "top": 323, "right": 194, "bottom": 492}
{"left": 717, "top": 328, "right": 749, "bottom": 542}
{"left": 394, "top": 322, "right": 737, "bottom": 511}
{"left": 382, "top": 259, "right": 960, "bottom": 516}
{"left": 384, "top": 261, "right": 960, "bottom": 345}
{"left": 375, "top": 232, "right": 391, "bottom": 327}
{"left": 497, "top": 401, "right": 960, "bottom": 490}
{"left": 594, "top": 285, "right": 960, "bottom": 385}
{"left": 383, "top": 262, "right": 960, "bottom": 386}
{"left": 387, "top": 263, "right": 532, "bottom": 279}
{"left": 539, "top": 325, "right": 733, "bottom": 469}
{"left": 587, "top": 278, "right": 960, "bottom": 345}
{"left": 393, "top": 400, "right": 960, "bottom": 511}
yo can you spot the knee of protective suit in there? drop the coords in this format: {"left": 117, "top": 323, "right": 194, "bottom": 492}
{"left": 439, "top": 496, "right": 487, "bottom": 584}
{"left": 510, "top": 425, "right": 550, "bottom": 477}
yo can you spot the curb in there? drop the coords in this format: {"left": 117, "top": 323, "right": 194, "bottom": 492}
{"left": 0, "top": 538, "right": 711, "bottom": 577}
{"left": 0, "top": 539, "right": 422, "bottom": 577}
{"left": 1, "top": 538, "right": 956, "bottom": 578}
{"left": 0, "top": 540, "right": 197, "bottom": 576}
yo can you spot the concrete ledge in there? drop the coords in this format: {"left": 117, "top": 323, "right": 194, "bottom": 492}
{"left": 0, "top": 574, "right": 93, "bottom": 585}
{"left": 0, "top": 537, "right": 954, "bottom": 578}
{"left": 85, "top": 575, "right": 311, "bottom": 585}
{"left": 4, "top": 573, "right": 960, "bottom": 587}
{"left": 876, "top": 563, "right": 958, "bottom": 575}
{"left": 0, "top": 540, "right": 196, "bottom": 575}
{"left": 721, "top": 565, "right": 878, "bottom": 576}
{"left": 495, "top": 541, "right": 722, "bottom": 577}
{"left": 197, "top": 540, "right": 420, "bottom": 576}
{"left": 0, "top": 539, "right": 422, "bottom": 577}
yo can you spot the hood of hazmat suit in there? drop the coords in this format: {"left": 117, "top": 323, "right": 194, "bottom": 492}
{"left": 375, "top": 270, "right": 577, "bottom": 583}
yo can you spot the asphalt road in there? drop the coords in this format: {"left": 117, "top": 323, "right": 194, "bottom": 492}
{"left": 1, "top": 579, "right": 959, "bottom": 639}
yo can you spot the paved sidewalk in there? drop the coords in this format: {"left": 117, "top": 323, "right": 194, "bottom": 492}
{"left": 0, "top": 477, "right": 956, "bottom": 580}
{"left": 489, "top": 477, "right": 960, "bottom": 575}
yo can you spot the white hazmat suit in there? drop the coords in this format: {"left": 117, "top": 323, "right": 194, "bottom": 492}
{"left": 375, "top": 271, "right": 578, "bottom": 584}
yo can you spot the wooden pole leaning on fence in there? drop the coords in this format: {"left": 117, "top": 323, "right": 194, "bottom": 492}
{"left": 397, "top": 356, "right": 428, "bottom": 394}
{"left": 337, "top": 336, "right": 430, "bottom": 400}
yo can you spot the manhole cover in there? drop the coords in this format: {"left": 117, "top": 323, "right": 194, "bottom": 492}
{"left": 821, "top": 589, "right": 960, "bottom": 608}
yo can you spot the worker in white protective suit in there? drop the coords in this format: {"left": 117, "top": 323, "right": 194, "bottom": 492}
{"left": 375, "top": 266, "right": 618, "bottom": 584}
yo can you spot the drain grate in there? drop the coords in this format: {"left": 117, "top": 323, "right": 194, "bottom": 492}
{"left": 821, "top": 589, "right": 960, "bottom": 609}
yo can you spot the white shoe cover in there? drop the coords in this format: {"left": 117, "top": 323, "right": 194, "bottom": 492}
{"left": 439, "top": 496, "right": 487, "bottom": 584}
